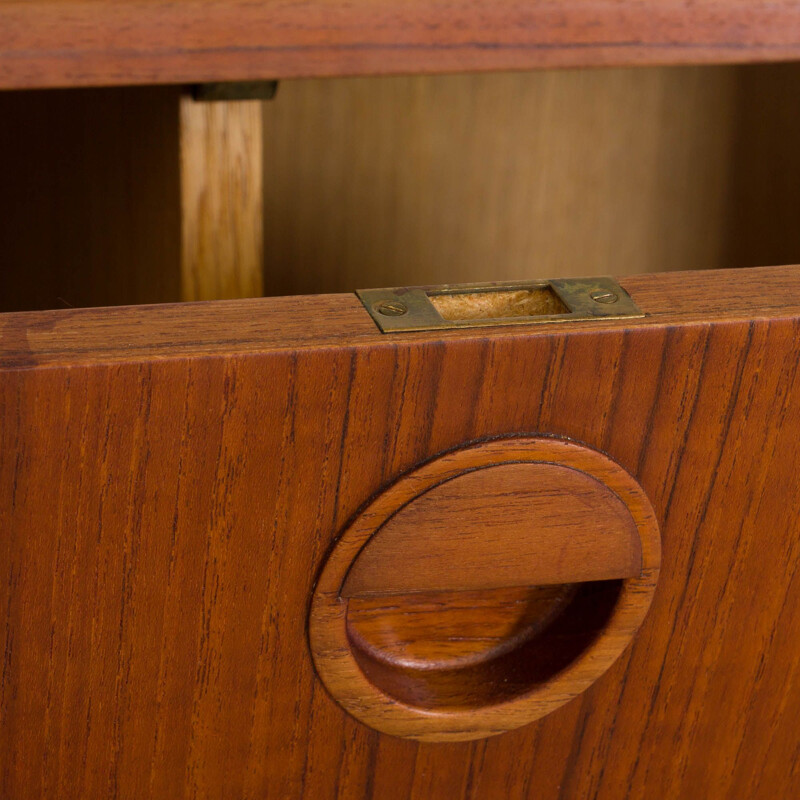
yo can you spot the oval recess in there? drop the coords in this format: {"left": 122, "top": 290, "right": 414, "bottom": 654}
{"left": 309, "top": 436, "right": 660, "bottom": 742}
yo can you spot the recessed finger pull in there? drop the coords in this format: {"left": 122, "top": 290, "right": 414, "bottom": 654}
{"left": 309, "top": 436, "right": 660, "bottom": 741}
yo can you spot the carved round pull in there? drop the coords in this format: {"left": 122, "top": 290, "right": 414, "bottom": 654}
{"left": 309, "top": 436, "right": 660, "bottom": 741}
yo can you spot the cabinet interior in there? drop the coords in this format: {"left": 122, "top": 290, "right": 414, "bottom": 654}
{"left": 1, "top": 63, "right": 799, "bottom": 312}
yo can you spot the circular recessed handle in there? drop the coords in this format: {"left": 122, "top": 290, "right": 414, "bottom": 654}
{"left": 309, "top": 437, "right": 660, "bottom": 742}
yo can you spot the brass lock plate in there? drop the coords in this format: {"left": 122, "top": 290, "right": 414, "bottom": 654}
{"left": 357, "top": 277, "right": 643, "bottom": 333}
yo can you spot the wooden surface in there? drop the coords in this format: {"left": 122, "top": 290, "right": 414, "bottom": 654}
{"left": 3, "top": 1, "right": 800, "bottom": 90}
{"left": 0, "top": 265, "right": 798, "bottom": 366}
{"left": 0, "top": 87, "right": 265, "bottom": 313}
{"left": 180, "top": 96, "right": 264, "bottom": 302}
{"left": 347, "top": 585, "right": 578, "bottom": 670}
{"left": 1, "top": 265, "right": 800, "bottom": 794}
{"left": 312, "top": 437, "right": 659, "bottom": 741}
{"left": 4, "top": 70, "right": 800, "bottom": 314}
{"left": 341, "top": 461, "right": 643, "bottom": 597}
{"left": 263, "top": 67, "right": 741, "bottom": 292}
{"left": 262, "top": 65, "right": 800, "bottom": 294}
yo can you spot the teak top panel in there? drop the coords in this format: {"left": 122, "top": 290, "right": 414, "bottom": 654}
{"left": 0, "top": 266, "right": 799, "bottom": 368}
{"left": 2, "top": 1, "right": 800, "bottom": 90}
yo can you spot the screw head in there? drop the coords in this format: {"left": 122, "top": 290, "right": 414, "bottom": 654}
{"left": 376, "top": 300, "right": 408, "bottom": 316}
{"left": 590, "top": 290, "right": 619, "bottom": 304}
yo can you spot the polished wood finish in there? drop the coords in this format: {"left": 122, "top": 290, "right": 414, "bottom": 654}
{"left": 341, "top": 459, "right": 643, "bottom": 598}
{"left": 2, "top": 265, "right": 800, "bottom": 794}
{"left": 3, "top": 1, "right": 800, "bottom": 90}
{"left": 0, "top": 265, "right": 798, "bottom": 366}
{"left": 312, "top": 437, "right": 659, "bottom": 741}
{"left": 347, "top": 585, "right": 577, "bottom": 672}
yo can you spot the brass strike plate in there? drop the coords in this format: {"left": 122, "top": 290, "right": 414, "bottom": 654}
{"left": 357, "top": 278, "right": 644, "bottom": 333}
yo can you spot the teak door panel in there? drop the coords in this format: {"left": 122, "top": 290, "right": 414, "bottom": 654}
{"left": 2, "top": 266, "right": 800, "bottom": 797}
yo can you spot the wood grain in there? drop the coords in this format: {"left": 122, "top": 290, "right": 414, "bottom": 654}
{"left": 3, "top": 1, "right": 800, "bottom": 90}
{"left": 4, "top": 70, "right": 799, "bottom": 317}
{"left": 346, "top": 585, "right": 578, "bottom": 670}
{"left": 0, "top": 265, "right": 798, "bottom": 367}
{"left": 180, "top": 96, "right": 264, "bottom": 302}
{"left": 1, "top": 264, "right": 800, "bottom": 793}
{"left": 313, "top": 437, "right": 658, "bottom": 740}
{"left": 341, "top": 460, "right": 643, "bottom": 597}
{"left": 263, "top": 68, "right": 740, "bottom": 292}
{"left": 262, "top": 66, "right": 800, "bottom": 292}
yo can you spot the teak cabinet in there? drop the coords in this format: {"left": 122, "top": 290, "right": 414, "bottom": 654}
{"left": 3, "top": 268, "right": 800, "bottom": 798}
{"left": 3, "top": 2, "right": 800, "bottom": 799}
